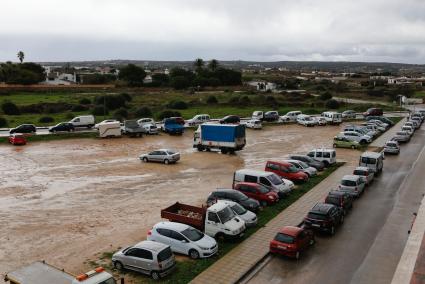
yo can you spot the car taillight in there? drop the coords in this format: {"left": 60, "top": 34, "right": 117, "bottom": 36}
{"left": 148, "top": 230, "right": 152, "bottom": 236}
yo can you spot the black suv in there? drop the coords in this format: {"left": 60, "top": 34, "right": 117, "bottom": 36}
{"left": 288, "top": 154, "right": 325, "bottom": 171}
{"left": 324, "top": 191, "right": 353, "bottom": 215}
{"left": 207, "top": 189, "right": 260, "bottom": 212}
{"left": 9, "top": 124, "right": 36, "bottom": 134}
{"left": 49, "top": 122, "right": 75, "bottom": 132}
{"left": 304, "top": 203, "right": 344, "bottom": 235}
{"left": 219, "top": 115, "right": 240, "bottom": 124}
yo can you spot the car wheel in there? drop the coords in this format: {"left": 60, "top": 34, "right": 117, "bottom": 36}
{"left": 189, "top": 249, "right": 200, "bottom": 259}
{"left": 221, "top": 148, "right": 228, "bottom": 154}
{"left": 332, "top": 143, "right": 337, "bottom": 148}
{"left": 164, "top": 159, "right": 169, "bottom": 165}
{"left": 143, "top": 157, "right": 148, "bottom": 163}
{"left": 151, "top": 271, "right": 160, "bottom": 280}
{"left": 323, "top": 161, "right": 329, "bottom": 167}
{"left": 197, "top": 145, "right": 204, "bottom": 152}
{"left": 114, "top": 261, "right": 124, "bottom": 271}
{"left": 360, "top": 140, "right": 367, "bottom": 145}
{"left": 295, "top": 251, "right": 300, "bottom": 260}
{"left": 330, "top": 226, "right": 335, "bottom": 235}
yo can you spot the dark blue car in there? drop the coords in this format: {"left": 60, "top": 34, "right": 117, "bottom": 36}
{"left": 49, "top": 122, "right": 75, "bottom": 132}
{"left": 163, "top": 118, "right": 184, "bottom": 135}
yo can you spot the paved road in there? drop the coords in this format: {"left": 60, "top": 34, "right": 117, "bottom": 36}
{"left": 248, "top": 124, "right": 425, "bottom": 284}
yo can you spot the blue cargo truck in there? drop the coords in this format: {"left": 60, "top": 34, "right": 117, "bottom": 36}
{"left": 193, "top": 124, "right": 246, "bottom": 154}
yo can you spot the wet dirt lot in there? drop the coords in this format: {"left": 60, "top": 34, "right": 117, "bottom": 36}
{"left": 0, "top": 123, "right": 360, "bottom": 278}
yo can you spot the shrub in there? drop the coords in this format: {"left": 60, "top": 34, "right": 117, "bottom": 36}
{"left": 325, "top": 99, "right": 340, "bottom": 109}
{"left": 79, "top": 98, "right": 91, "bottom": 105}
{"left": 206, "top": 95, "right": 218, "bottom": 104}
{"left": 66, "top": 113, "right": 75, "bottom": 119}
{"left": 239, "top": 96, "right": 251, "bottom": 106}
{"left": 114, "top": 108, "right": 128, "bottom": 121}
{"left": 170, "top": 76, "right": 191, "bottom": 90}
{"left": 92, "top": 105, "right": 109, "bottom": 116}
{"left": 167, "top": 100, "right": 188, "bottom": 109}
{"left": 38, "top": 116, "right": 54, "bottom": 123}
{"left": 120, "top": 93, "right": 132, "bottom": 102}
{"left": 134, "top": 107, "right": 152, "bottom": 117}
{"left": 71, "top": 104, "right": 89, "bottom": 112}
{"left": 158, "top": 110, "right": 182, "bottom": 120}
{"left": 94, "top": 95, "right": 126, "bottom": 110}
{"left": 0, "top": 117, "right": 8, "bottom": 127}
{"left": 1, "top": 102, "right": 20, "bottom": 115}
{"left": 319, "top": 92, "right": 333, "bottom": 101}
{"left": 228, "top": 96, "right": 240, "bottom": 104}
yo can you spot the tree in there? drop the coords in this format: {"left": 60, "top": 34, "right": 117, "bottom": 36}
{"left": 1, "top": 102, "right": 20, "bottom": 115}
{"left": 206, "top": 95, "right": 218, "bottom": 104}
{"left": 319, "top": 91, "right": 333, "bottom": 101}
{"left": 118, "top": 64, "right": 146, "bottom": 87}
{"left": 194, "top": 58, "right": 205, "bottom": 72}
{"left": 135, "top": 107, "right": 152, "bottom": 117}
{"left": 17, "top": 51, "right": 24, "bottom": 63}
{"left": 208, "top": 59, "right": 219, "bottom": 71}
{"left": 325, "top": 99, "right": 340, "bottom": 109}
{"left": 0, "top": 117, "right": 8, "bottom": 127}
{"left": 170, "top": 76, "right": 191, "bottom": 90}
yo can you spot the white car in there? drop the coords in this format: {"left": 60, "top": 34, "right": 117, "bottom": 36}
{"left": 94, "top": 119, "right": 118, "bottom": 129}
{"left": 285, "top": 159, "right": 317, "bottom": 177}
{"left": 369, "top": 120, "right": 389, "bottom": 130}
{"left": 337, "top": 131, "right": 371, "bottom": 144}
{"left": 296, "top": 114, "right": 317, "bottom": 127}
{"left": 244, "top": 119, "right": 262, "bottom": 129}
{"left": 338, "top": 175, "right": 366, "bottom": 197}
{"left": 137, "top": 118, "right": 156, "bottom": 127}
{"left": 404, "top": 121, "right": 418, "bottom": 131}
{"left": 353, "top": 166, "right": 374, "bottom": 185}
{"left": 384, "top": 140, "right": 400, "bottom": 155}
{"left": 401, "top": 125, "right": 414, "bottom": 136}
{"left": 315, "top": 117, "right": 327, "bottom": 126}
{"left": 187, "top": 114, "right": 210, "bottom": 126}
{"left": 143, "top": 123, "right": 159, "bottom": 135}
{"left": 279, "top": 111, "right": 302, "bottom": 122}
{"left": 218, "top": 200, "right": 257, "bottom": 227}
{"left": 147, "top": 221, "right": 218, "bottom": 259}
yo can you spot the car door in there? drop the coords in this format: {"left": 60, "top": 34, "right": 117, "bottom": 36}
{"left": 133, "top": 248, "right": 154, "bottom": 273}
{"left": 169, "top": 230, "right": 188, "bottom": 254}
{"left": 155, "top": 228, "right": 173, "bottom": 247}
{"left": 149, "top": 151, "right": 160, "bottom": 161}
{"left": 123, "top": 248, "right": 142, "bottom": 270}
{"left": 205, "top": 211, "right": 220, "bottom": 237}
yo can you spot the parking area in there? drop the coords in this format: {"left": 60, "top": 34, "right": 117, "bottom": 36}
{"left": 0, "top": 123, "right": 362, "bottom": 277}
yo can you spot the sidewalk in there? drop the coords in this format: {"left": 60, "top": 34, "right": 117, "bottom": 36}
{"left": 190, "top": 164, "right": 354, "bottom": 284}
{"left": 369, "top": 117, "right": 406, "bottom": 148}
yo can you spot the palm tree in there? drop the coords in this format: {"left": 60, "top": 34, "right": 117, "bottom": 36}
{"left": 208, "top": 59, "right": 219, "bottom": 71}
{"left": 194, "top": 58, "right": 204, "bottom": 71}
{"left": 17, "top": 51, "right": 24, "bottom": 63}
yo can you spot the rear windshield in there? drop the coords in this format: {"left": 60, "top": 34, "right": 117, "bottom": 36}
{"left": 307, "top": 212, "right": 327, "bottom": 220}
{"left": 325, "top": 196, "right": 339, "bottom": 205}
{"left": 353, "top": 170, "right": 365, "bottom": 176}
{"left": 268, "top": 174, "right": 283, "bottom": 185}
{"left": 341, "top": 180, "right": 357, "bottom": 186}
{"left": 166, "top": 151, "right": 176, "bottom": 155}
{"left": 157, "top": 247, "right": 173, "bottom": 262}
{"left": 361, "top": 157, "right": 376, "bottom": 164}
{"left": 233, "top": 191, "right": 249, "bottom": 201}
{"left": 274, "top": 233, "right": 295, "bottom": 244}
{"left": 181, "top": 227, "right": 204, "bottom": 242}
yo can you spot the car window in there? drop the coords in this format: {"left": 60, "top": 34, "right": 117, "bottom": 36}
{"left": 246, "top": 186, "right": 257, "bottom": 193}
{"left": 323, "top": 152, "right": 330, "bottom": 158}
{"left": 125, "top": 248, "right": 139, "bottom": 257}
{"left": 170, "top": 230, "right": 186, "bottom": 241}
{"left": 156, "top": 228, "right": 172, "bottom": 237}
{"left": 244, "top": 175, "right": 258, "bottom": 183}
{"left": 181, "top": 227, "right": 203, "bottom": 242}
{"left": 341, "top": 180, "right": 357, "bottom": 187}
{"left": 137, "top": 249, "right": 153, "bottom": 260}
{"left": 208, "top": 212, "right": 219, "bottom": 223}
{"left": 353, "top": 170, "right": 365, "bottom": 176}
{"left": 274, "top": 233, "right": 295, "bottom": 244}
{"left": 217, "top": 207, "right": 235, "bottom": 223}
{"left": 316, "top": 152, "right": 323, "bottom": 158}
{"left": 266, "top": 163, "right": 279, "bottom": 171}
{"left": 325, "top": 196, "right": 339, "bottom": 205}
{"left": 231, "top": 203, "right": 247, "bottom": 215}
{"left": 157, "top": 247, "right": 172, "bottom": 262}
{"left": 307, "top": 212, "right": 327, "bottom": 220}
{"left": 260, "top": 177, "right": 271, "bottom": 186}
{"left": 307, "top": 152, "right": 314, "bottom": 158}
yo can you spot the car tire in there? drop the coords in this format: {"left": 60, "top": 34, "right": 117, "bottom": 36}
{"left": 360, "top": 140, "right": 367, "bottom": 145}
{"left": 143, "top": 157, "right": 148, "bottom": 163}
{"left": 221, "top": 148, "right": 228, "bottom": 154}
{"left": 323, "top": 161, "right": 329, "bottom": 167}
{"left": 332, "top": 143, "right": 337, "bottom": 148}
{"left": 114, "top": 261, "right": 124, "bottom": 271}
{"left": 197, "top": 145, "right": 204, "bottom": 152}
{"left": 151, "top": 271, "right": 160, "bottom": 280}
{"left": 189, "top": 249, "right": 200, "bottom": 259}
{"left": 164, "top": 159, "right": 169, "bottom": 165}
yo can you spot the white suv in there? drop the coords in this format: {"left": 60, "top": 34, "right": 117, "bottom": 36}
{"left": 307, "top": 149, "right": 336, "bottom": 166}
{"left": 147, "top": 222, "right": 218, "bottom": 259}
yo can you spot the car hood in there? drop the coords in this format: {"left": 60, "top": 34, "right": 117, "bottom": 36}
{"left": 193, "top": 234, "right": 217, "bottom": 248}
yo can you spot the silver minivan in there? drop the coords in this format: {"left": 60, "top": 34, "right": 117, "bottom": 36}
{"left": 112, "top": 240, "right": 176, "bottom": 280}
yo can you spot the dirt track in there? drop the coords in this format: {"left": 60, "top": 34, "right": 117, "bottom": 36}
{"left": 0, "top": 124, "right": 359, "bottom": 277}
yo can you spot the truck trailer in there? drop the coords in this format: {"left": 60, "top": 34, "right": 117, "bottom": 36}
{"left": 193, "top": 124, "right": 246, "bottom": 154}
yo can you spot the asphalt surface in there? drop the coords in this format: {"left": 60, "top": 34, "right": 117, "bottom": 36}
{"left": 248, "top": 124, "right": 425, "bottom": 284}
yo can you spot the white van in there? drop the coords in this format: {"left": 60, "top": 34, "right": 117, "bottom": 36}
{"left": 187, "top": 114, "right": 210, "bottom": 127}
{"left": 69, "top": 115, "right": 95, "bottom": 128}
{"left": 98, "top": 121, "right": 121, "bottom": 138}
{"left": 321, "top": 111, "right": 342, "bottom": 125}
{"left": 280, "top": 111, "right": 302, "bottom": 122}
{"left": 233, "top": 169, "right": 294, "bottom": 198}
{"left": 359, "top": 151, "right": 383, "bottom": 175}
{"left": 307, "top": 148, "right": 336, "bottom": 166}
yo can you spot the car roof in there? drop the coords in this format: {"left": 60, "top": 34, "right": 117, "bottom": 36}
{"left": 158, "top": 148, "right": 175, "bottom": 152}
{"left": 342, "top": 175, "right": 360, "bottom": 181}
{"left": 310, "top": 148, "right": 335, "bottom": 152}
{"left": 267, "top": 160, "right": 292, "bottom": 166}
{"left": 311, "top": 203, "right": 334, "bottom": 213}
{"left": 361, "top": 151, "right": 381, "bottom": 158}
{"left": 134, "top": 240, "right": 169, "bottom": 252}
{"left": 235, "top": 169, "right": 272, "bottom": 177}
{"left": 154, "top": 221, "right": 190, "bottom": 232}
{"left": 355, "top": 166, "right": 369, "bottom": 171}
{"left": 285, "top": 159, "right": 302, "bottom": 164}
{"left": 327, "top": 190, "right": 346, "bottom": 197}
{"left": 279, "top": 226, "right": 302, "bottom": 236}
{"left": 217, "top": 200, "right": 237, "bottom": 207}
{"left": 208, "top": 202, "right": 229, "bottom": 212}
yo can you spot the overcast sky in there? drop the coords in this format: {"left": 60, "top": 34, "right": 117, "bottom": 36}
{"left": 1, "top": 0, "right": 424, "bottom": 63}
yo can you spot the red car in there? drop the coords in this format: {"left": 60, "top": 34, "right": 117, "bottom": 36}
{"left": 363, "top": 108, "right": 383, "bottom": 117}
{"left": 270, "top": 226, "right": 315, "bottom": 259}
{"left": 8, "top": 134, "right": 27, "bottom": 145}
{"left": 233, "top": 182, "right": 279, "bottom": 206}
{"left": 265, "top": 161, "right": 309, "bottom": 183}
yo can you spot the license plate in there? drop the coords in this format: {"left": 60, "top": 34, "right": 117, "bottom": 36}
{"left": 278, "top": 245, "right": 287, "bottom": 250}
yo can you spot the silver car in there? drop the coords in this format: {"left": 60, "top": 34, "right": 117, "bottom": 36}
{"left": 285, "top": 159, "right": 317, "bottom": 177}
{"left": 353, "top": 166, "right": 374, "bottom": 185}
{"left": 338, "top": 175, "right": 365, "bottom": 197}
{"left": 139, "top": 149, "right": 180, "bottom": 164}
{"left": 384, "top": 140, "right": 400, "bottom": 155}
{"left": 393, "top": 131, "right": 410, "bottom": 143}
{"left": 112, "top": 240, "right": 176, "bottom": 280}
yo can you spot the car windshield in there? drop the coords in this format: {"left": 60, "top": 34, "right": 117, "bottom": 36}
{"left": 287, "top": 165, "right": 299, "bottom": 173}
{"left": 299, "top": 161, "right": 309, "bottom": 168}
{"left": 274, "top": 233, "right": 295, "bottom": 244}
{"left": 157, "top": 247, "right": 173, "bottom": 262}
{"left": 307, "top": 212, "right": 327, "bottom": 220}
{"left": 258, "top": 185, "right": 270, "bottom": 194}
{"left": 268, "top": 174, "right": 283, "bottom": 185}
{"left": 341, "top": 180, "right": 357, "bottom": 186}
{"left": 386, "top": 143, "right": 397, "bottom": 147}
{"left": 361, "top": 157, "right": 376, "bottom": 164}
{"left": 231, "top": 203, "right": 247, "bottom": 215}
{"left": 181, "top": 227, "right": 204, "bottom": 242}
{"left": 217, "top": 206, "right": 235, "bottom": 223}
{"left": 166, "top": 150, "right": 176, "bottom": 155}
{"left": 353, "top": 170, "right": 366, "bottom": 176}
{"left": 397, "top": 132, "right": 407, "bottom": 136}
{"left": 233, "top": 191, "right": 249, "bottom": 201}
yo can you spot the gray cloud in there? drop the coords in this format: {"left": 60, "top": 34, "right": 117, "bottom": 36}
{"left": 0, "top": 0, "right": 424, "bottom": 63}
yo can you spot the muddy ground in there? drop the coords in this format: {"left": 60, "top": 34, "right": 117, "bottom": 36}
{"left": 0, "top": 124, "right": 360, "bottom": 279}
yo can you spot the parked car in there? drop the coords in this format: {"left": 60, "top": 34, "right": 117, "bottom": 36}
{"left": 233, "top": 182, "right": 279, "bottom": 207}
{"left": 280, "top": 111, "right": 302, "bottom": 122}
{"left": 392, "top": 131, "right": 411, "bottom": 143}
{"left": 285, "top": 159, "right": 317, "bottom": 177}
{"left": 122, "top": 120, "right": 146, "bottom": 137}
{"left": 187, "top": 114, "right": 210, "bottom": 126}
{"left": 384, "top": 140, "right": 400, "bottom": 155}
{"left": 324, "top": 191, "right": 353, "bottom": 215}
{"left": 244, "top": 119, "right": 262, "bottom": 129}
{"left": 218, "top": 200, "right": 258, "bottom": 227}
{"left": 265, "top": 160, "right": 309, "bottom": 183}
{"left": 69, "top": 115, "right": 95, "bottom": 128}
{"left": 353, "top": 166, "right": 374, "bottom": 185}
{"left": 169, "top": 117, "right": 185, "bottom": 125}
{"left": 252, "top": 111, "right": 264, "bottom": 120}
{"left": 363, "top": 108, "right": 383, "bottom": 117}
{"left": 343, "top": 125, "right": 375, "bottom": 139}
{"left": 321, "top": 111, "right": 342, "bottom": 125}
{"left": 137, "top": 118, "right": 156, "bottom": 127}
{"left": 296, "top": 114, "right": 317, "bottom": 127}
{"left": 303, "top": 203, "right": 344, "bottom": 235}
{"left": 337, "top": 131, "right": 371, "bottom": 145}
{"left": 143, "top": 123, "right": 159, "bottom": 135}
{"left": 147, "top": 222, "right": 217, "bottom": 259}
{"left": 264, "top": 111, "right": 279, "bottom": 122}
{"left": 288, "top": 154, "right": 325, "bottom": 171}
{"left": 315, "top": 116, "right": 327, "bottom": 126}
{"left": 366, "top": 116, "right": 394, "bottom": 126}
{"left": 410, "top": 116, "right": 423, "bottom": 126}
{"left": 219, "top": 115, "right": 240, "bottom": 124}
{"left": 139, "top": 149, "right": 180, "bottom": 164}
{"left": 342, "top": 110, "right": 356, "bottom": 119}
{"left": 369, "top": 119, "right": 389, "bottom": 130}
{"left": 338, "top": 175, "right": 366, "bottom": 197}
{"left": 269, "top": 226, "right": 315, "bottom": 259}
{"left": 163, "top": 118, "right": 184, "bottom": 135}
{"left": 8, "top": 134, "right": 26, "bottom": 145}
{"left": 94, "top": 119, "right": 118, "bottom": 129}
{"left": 207, "top": 189, "right": 260, "bottom": 212}
{"left": 402, "top": 125, "right": 414, "bottom": 136}
{"left": 307, "top": 149, "right": 336, "bottom": 166}
{"left": 333, "top": 136, "right": 360, "bottom": 149}
{"left": 9, "top": 124, "right": 36, "bottom": 134}
{"left": 405, "top": 120, "right": 419, "bottom": 130}
{"left": 48, "top": 122, "right": 75, "bottom": 133}
{"left": 112, "top": 240, "right": 176, "bottom": 280}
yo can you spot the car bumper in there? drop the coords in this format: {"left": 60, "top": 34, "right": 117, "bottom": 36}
{"left": 384, "top": 148, "right": 399, "bottom": 154}
{"left": 201, "top": 245, "right": 218, "bottom": 258}
{"left": 245, "top": 217, "right": 258, "bottom": 227}
{"left": 270, "top": 246, "right": 299, "bottom": 257}
{"left": 159, "top": 263, "right": 176, "bottom": 277}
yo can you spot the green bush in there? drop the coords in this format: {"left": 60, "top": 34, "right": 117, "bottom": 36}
{"left": 228, "top": 96, "right": 240, "bottom": 104}
{"left": 158, "top": 110, "right": 182, "bottom": 120}
{"left": 325, "top": 99, "right": 340, "bottom": 109}
{"left": 206, "top": 95, "right": 218, "bottom": 104}
{"left": 319, "top": 92, "right": 333, "bottom": 101}
{"left": 120, "top": 93, "right": 132, "bottom": 102}
{"left": 71, "top": 104, "right": 89, "bottom": 112}
{"left": 92, "top": 105, "right": 109, "bottom": 116}
{"left": 134, "top": 107, "right": 152, "bottom": 118}
{"left": 79, "top": 98, "right": 91, "bottom": 105}
{"left": 0, "top": 117, "right": 8, "bottom": 127}
{"left": 1, "top": 102, "right": 20, "bottom": 115}
{"left": 113, "top": 108, "right": 128, "bottom": 121}
{"left": 66, "top": 113, "right": 75, "bottom": 119}
{"left": 167, "top": 100, "right": 188, "bottom": 109}
{"left": 39, "top": 116, "right": 54, "bottom": 123}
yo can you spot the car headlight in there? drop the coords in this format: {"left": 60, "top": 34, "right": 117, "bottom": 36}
{"left": 268, "top": 195, "right": 274, "bottom": 199}
{"left": 199, "top": 246, "right": 210, "bottom": 250}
